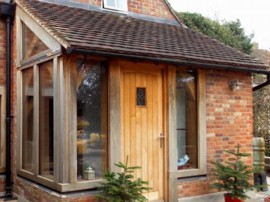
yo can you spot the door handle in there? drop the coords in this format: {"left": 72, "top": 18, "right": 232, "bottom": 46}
{"left": 159, "top": 133, "right": 165, "bottom": 148}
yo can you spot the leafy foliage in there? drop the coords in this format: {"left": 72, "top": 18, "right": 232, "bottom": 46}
{"left": 96, "top": 160, "right": 151, "bottom": 202}
{"left": 211, "top": 144, "right": 254, "bottom": 200}
{"left": 177, "top": 12, "right": 253, "bottom": 54}
{"left": 252, "top": 47, "right": 270, "bottom": 156}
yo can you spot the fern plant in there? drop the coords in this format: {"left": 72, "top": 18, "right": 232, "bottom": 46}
{"left": 96, "top": 159, "right": 151, "bottom": 202}
{"left": 211, "top": 144, "right": 255, "bottom": 200}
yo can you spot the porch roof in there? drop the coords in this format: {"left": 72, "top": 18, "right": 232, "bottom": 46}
{"left": 17, "top": 0, "right": 269, "bottom": 73}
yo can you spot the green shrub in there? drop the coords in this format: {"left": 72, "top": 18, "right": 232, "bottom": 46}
{"left": 96, "top": 159, "right": 151, "bottom": 202}
{"left": 211, "top": 144, "right": 255, "bottom": 200}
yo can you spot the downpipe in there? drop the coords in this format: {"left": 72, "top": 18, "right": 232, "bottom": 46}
{"left": 0, "top": 1, "right": 15, "bottom": 200}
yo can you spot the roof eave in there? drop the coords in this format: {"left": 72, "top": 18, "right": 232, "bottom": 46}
{"left": 67, "top": 47, "right": 269, "bottom": 74}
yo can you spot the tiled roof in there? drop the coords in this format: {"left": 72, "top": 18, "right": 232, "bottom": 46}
{"left": 17, "top": 0, "right": 269, "bottom": 71}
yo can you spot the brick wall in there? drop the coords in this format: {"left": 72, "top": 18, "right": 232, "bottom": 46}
{"left": 0, "top": 19, "right": 6, "bottom": 87}
{"left": 15, "top": 178, "right": 98, "bottom": 202}
{"left": 75, "top": 0, "right": 175, "bottom": 20}
{"left": 177, "top": 70, "right": 254, "bottom": 198}
{"left": 128, "top": 0, "right": 174, "bottom": 19}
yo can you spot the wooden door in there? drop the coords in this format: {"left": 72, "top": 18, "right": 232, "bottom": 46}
{"left": 121, "top": 66, "right": 164, "bottom": 201}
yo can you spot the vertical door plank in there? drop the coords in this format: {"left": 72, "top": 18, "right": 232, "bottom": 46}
{"left": 146, "top": 74, "right": 153, "bottom": 189}
{"left": 129, "top": 73, "right": 136, "bottom": 173}
{"left": 135, "top": 73, "right": 142, "bottom": 179}
{"left": 141, "top": 73, "right": 148, "bottom": 184}
{"left": 152, "top": 73, "right": 159, "bottom": 192}
{"left": 123, "top": 73, "right": 131, "bottom": 164}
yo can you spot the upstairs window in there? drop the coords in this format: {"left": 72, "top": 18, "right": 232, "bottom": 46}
{"left": 103, "top": 0, "right": 128, "bottom": 11}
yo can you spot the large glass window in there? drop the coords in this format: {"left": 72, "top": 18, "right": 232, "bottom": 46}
{"left": 176, "top": 70, "right": 198, "bottom": 170}
{"left": 18, "top": 15, "right": 110, "bottom": 189}
{"left": 22, "top": 68, "right": 34, "bottom": 172}
{"left": 39, "top": 61, "right": 54, "bottom": 179}
{"left": 76, "top": 61, "right": 108, "bottom": 181}
{"left": 21, "top": 61, "right": 54, "bottom": 181}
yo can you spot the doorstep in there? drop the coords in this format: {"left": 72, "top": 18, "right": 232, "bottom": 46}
{"left": 246, "top": 176, "right": 270, "bottom": 202}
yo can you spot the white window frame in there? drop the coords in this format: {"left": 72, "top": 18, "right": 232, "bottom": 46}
{"left": 103, "top": 0, "right": 128, "bottom": 12}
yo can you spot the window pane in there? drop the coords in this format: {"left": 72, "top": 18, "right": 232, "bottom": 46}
{"left": 39, "top": 61, "right": 54, "bottom": 179}
{"left": 22, "top": 68, "right": 34, "bottom": 172}
{"left": 176, "top": 70, "right": 198, "bottom": 170}
{"left": 105, "top": 0, "right": 116, "bottom": 7}
{"left": 77, "top": 61, "right": 108, "bottom": 181}
{"left": 22, "top": 23, "right": 49, "bottom": 60}
{"left": 136, "top": 87, "right": 146, "bottom": 106}
{"left": 117, "top": 0, "right": 127, "bottom": 10}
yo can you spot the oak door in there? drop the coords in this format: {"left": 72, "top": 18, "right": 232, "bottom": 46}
{"left": 121, "top": 66, "right": 165, "bottom": 201}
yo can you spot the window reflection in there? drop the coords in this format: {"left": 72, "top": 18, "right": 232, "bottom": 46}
{"left": 76, "top": 61, "right": 108, "bottom": 181}
{"left": 176, "top": 70, "right": 198, "bottom": 170}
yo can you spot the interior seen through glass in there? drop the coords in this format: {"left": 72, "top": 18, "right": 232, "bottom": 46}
{"left": 176, "top": 70, "right": 198, "bottom": 170}
{"left": 76, "top": 61, "right": 108, "bottom": 181}
{"left": 22, "top": 68, "right": 34, "bottom": 172}
{"left": 39, "top": 61, "right": 54, "bottom": 179}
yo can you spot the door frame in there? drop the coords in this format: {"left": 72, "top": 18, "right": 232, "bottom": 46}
{"left": 109, "top": 60, "right": 169, "bottom": 201}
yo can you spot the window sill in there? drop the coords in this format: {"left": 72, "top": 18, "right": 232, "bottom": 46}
{"left": 174, "top": 168, "right": 207, "bottom": 178}
{"left": 102, "top": 7, "right": 128, "bottom": 14}
{"left": 16, "top": 176, "right": 101, "bottom": 199}
{"left": 18, "top": 170, "right": 104, "bottom": 193}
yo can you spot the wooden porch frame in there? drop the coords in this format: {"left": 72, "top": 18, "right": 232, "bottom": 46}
{"left": 16, "top": 7, "right": 61, "bottom": 67}
{"left": 168, "top": 68, "right": 207, "bottom": 201}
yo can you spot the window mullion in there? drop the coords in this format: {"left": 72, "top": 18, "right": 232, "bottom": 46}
{"left": 33, "top": 64, "right": 39, "bottom": 176}
{"left": 53, "top": 57, "right": 61, "bottom": 183}
{"left": 68, "top": 57, "right": 78, "bottom": 184}
{"left": 17, "top": 71, "right": 23, "bottom": 171}
{"left": 197, "top": 69, "right": 206, "bottom": 172}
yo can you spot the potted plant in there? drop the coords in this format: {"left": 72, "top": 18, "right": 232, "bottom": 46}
{"left": 96, "top": 158, "right": 151, "bottom": 202}
{"left": 211, "top": 144, "right": 255, "bottom": 202}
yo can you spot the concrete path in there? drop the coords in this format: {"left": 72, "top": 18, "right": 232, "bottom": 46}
{"left": 246, "top": 176, "right": 270, "bottom": 202}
